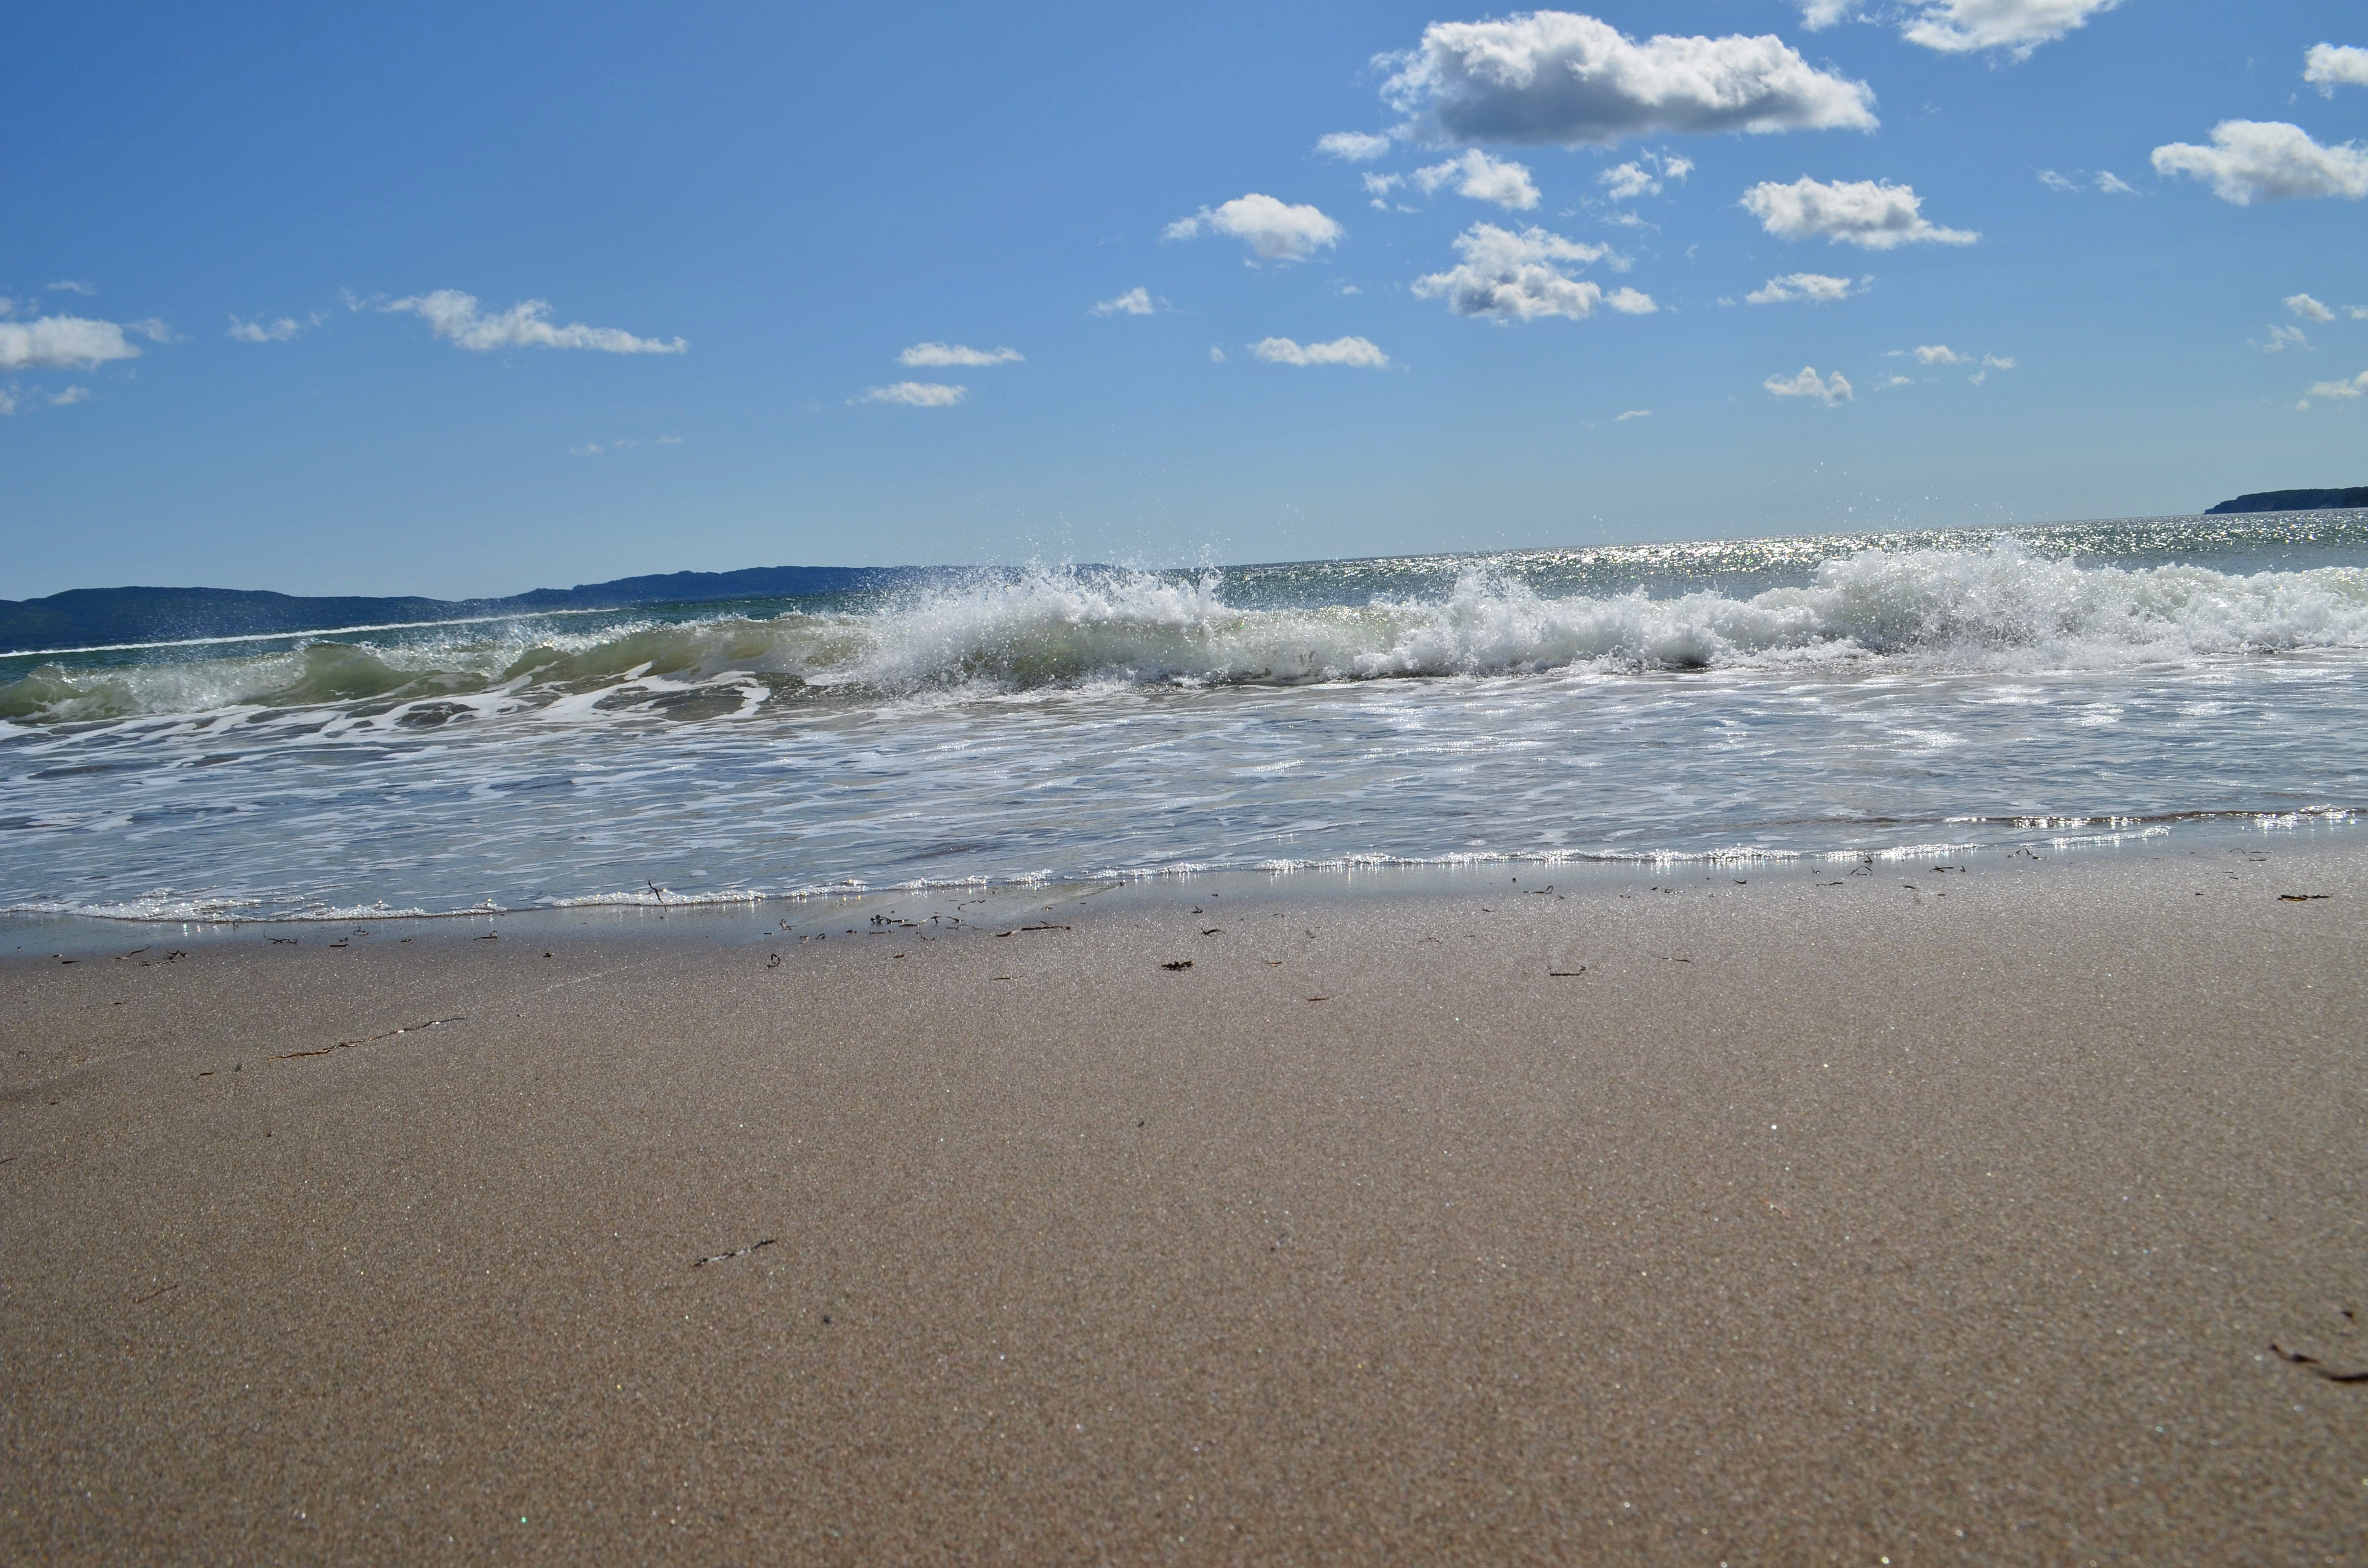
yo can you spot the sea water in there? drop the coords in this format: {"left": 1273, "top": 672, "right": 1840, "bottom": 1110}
{"left": 3, "top": 514, "right": 2363, "bottom": 922}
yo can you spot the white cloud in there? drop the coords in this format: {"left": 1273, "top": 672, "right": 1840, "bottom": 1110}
{"left": 1413, "top": 150, "right": 1541, "bottom": 209}
{"left": 1090, "top": 287, "right": 1160, "bottom": 317}
{"left": 1412, "top": 223, "right": 1643, "bottom": 322}
{"left": 0, "top": 383, "right": 92, "bottom": 416}
{"left": 1742, "top": 177, "right": 1978, "bottom": 248}
{"left": 1914, "top": 344, "right": 1967, "bottom": 364}
{"left": 1249, "top": 335, "right": 1392, "bottom": 368}
{"left": 2287, "top": 293, "right": 2336, "bottom": 323}
{"left": 2304, "top": 371, "right": 2367, "bottom": 398}
{"left": 1898, "top": 0, "right": 2123, "bottom": 58}
{"left": 2038, "top": 169, "right": 2080, "bottom": 192}
{"left": 1747, "top": 271, "right": 1862, "bottom": 305}
{"left": 380, "top": 291, "right": 686, "bottom": 353}
{"left": 1317, "top": 131, "right": 1395, "bottom": 160}
{"left": 2353, "top": 307, "right": 2368, "bottom": 321}
{"left": 1795, "top": 0, "right": 1862, "bottom": 26}
{"left": 856, "top": 382, "right": 966, "bottom": 407}
{"left": 1209, "top": 345, "right": 1227, "bottom": 363}
{"left": 228, "top": 311, "right": 326, "bottom": 343}
{"left": 2305, "top": 43, "right": 2368, "bottom": 95}
{"left": 2151, "top": 122, "right": 2368, "bottom": 205}
{"left": 0, "top": 314, "right": 151, "bottom": 370}
{"left": 1379, "top": 12, "right": 1876, "bottom": 147}
{"left": 1765, "top": 366, "right": 1853, "bottom": 405}
{"left": 899, "top": 342, "right": 1023, "bottom": 367}
{"left": 1983, "top": 355, "right": 2017, "bottom": 369}
{"left": 2094, "top": 171, "right": 2136, "bottom": 194}
{"left": 1598, "top": 151, "right": 1692, "bottom": 201}
{"left": 1615, "top": 408, "right": 1652, "bottom": 420}
{"left": 0, "top": 298, "right": 12, "bottom": 316}
{"left": 1878, "top": 373, "right": 1916, "bottom": 388}
{"left": 1363, "top": 172, "right": 1404, "bottom": 198}
{"left": 2258, "top": 324, "right": 2311, "bottom": 354}
{"left": 1164, "top": 194, "right": 1344, "bottom": 263}
{"left": 46, "top": 279, "right": 95, "bottom": 295}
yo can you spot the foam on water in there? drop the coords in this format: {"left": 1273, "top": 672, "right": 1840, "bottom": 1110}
{"left": 4, "top": 520, "right": 2365, "bottom": 922}
{"left": 6, "top": 538, "right": 2368, "bottom": 727}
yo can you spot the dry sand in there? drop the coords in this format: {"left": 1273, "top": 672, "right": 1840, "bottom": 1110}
{"left": 3, "top": 837, "right": 2366, "bottom": 1565}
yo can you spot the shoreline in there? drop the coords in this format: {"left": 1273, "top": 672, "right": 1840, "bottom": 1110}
{"left": 4, "top": 810, "right": 2358, "bottom": 952}
{"left": 5, "top": 835, "right": 2366, "bottom": 1562}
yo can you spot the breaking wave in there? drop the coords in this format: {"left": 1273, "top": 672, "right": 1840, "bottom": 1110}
{"left": 5, "top": 540, "right": 2366, "bottom": 727}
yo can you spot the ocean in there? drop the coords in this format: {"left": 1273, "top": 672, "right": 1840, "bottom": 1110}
{"left": 3, "top": 513, "right": 2364, "bottom": 923}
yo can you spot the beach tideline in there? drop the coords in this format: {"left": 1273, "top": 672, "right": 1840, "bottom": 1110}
{"left": 3, "top": 839, "right": 2363, "bottom": 1564}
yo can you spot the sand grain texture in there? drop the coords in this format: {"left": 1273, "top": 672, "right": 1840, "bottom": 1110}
{"left": 3, "top": 844, "right": 2365, "bottom": 1564}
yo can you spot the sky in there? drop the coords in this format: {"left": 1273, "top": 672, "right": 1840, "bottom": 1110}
{"left": 4, "top": 0, "right": 2366, "bottom": 600}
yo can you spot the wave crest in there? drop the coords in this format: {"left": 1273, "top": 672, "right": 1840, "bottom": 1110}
{"left": 4, "top": 542, "right": 2365, "bottom": 726}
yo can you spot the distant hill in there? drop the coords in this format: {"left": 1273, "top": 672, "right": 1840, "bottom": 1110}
{"left": 0, "top": 565, "right": 930, "bottom": 656}
{"left": 2205, "top": 487, "right": 2368, "bottom": 514}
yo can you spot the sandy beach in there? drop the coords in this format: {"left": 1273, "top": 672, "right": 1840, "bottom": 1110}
{"left": 4, "top": 836, "right": 2365, "bottom": 1565}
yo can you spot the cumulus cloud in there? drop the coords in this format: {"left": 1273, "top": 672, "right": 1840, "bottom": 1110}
{"left": 1765, "top": 366, "right": 1853, "bottom": 405}
{"left": 2038, "top": 169, "right": 2079, "bottom": 193}
{"left": 2151, "top": 122, "right": 2368, "bottom": 205}
{"left": 1794, "top": 0, "right": 1861, "bottom": 26}
{"left": 2305, "top": 43, "right": 2368, "bottom": 95}
{"left": 2304, "top": 371, "right": 2367, "bottom": 398}
{"left": 1742, "top": 177, "right": 1978, "bottom": 248}
{"left": 899, "top": 342, "right": 1022, "bottom": 367}
{"left": 1164, "top": 194, "right": 1344, "bottom": 263}
{"left": 1598, "top": 151, "right": 1693, "bottom": 200}
{"left": 1249, "top": 335, "right": 1392, "bottom": 368}
{"left": 1379, "top": 12, "right": 1876, "bottom": 147}
{"left": 1984, "top": 355, "right": 2017, "bottom": 369}
{"left": 1412, "top": 223, "right": 1649, "bottom": 321}
{"left": 1913, "top": 344, "right": 1967, "bottom": 364}
{"left": 856, "top": 382, "right": 966, "bottom": 407}
{"left": 1413, "top": 150, "right": 1541, "bottom": 209}
{"left": 0, "top": 314, "right": 155, "bottom": 370}
{"left": 2287, "top": 294, "right": 2337, "bottom": 323}
{"left": 46, "top": 279, "right": 96, "bottom": 295}
{"left": 380, "top": 291, "right": 686, "bottom": 353}
{"left": 1903, "top": 0, "right": 2122, "bottom": 56}
{"left": 1747, "top": 271, "right": 1862, "bottom": 305}
{"left": 2257, "top": 324, "right": 2311, "bottom": 354}
{"left": 1090, "top": 287, "right": 1160, "bottom": 317}
{"left": 1317, "top": 131, "right": 1395, "bottom": 160}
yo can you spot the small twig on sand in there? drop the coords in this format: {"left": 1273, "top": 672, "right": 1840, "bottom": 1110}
{"left": 693, "top": 1238, "right": 777, "bottom": 1269}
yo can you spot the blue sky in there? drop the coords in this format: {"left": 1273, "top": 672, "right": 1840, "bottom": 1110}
{"left": 4, "top": 0, "right": 2365, "bottom": 599}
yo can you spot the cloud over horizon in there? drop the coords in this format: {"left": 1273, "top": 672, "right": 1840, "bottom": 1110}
{"left": 1090, "top": 288, "right": 1160, "bottom": 317}
{"left": 2151, "top": 121, "right": 2368, "bottom": 204}
{"left": 1249, "top": 335, "right": 1392, "bottom": 368}
{"left": 1747, "top": 272, "right": 1862, "bottom": 305}
{"left": 379, "top": 291, "right": 687, "bottom": 353}
{"left": 0, "top": 313, "right": 163, "bottom": 370}
{"left": 1379, "top": 12, "right": 1876, "bottom": 147}
{"left": 856, "top": 382, "right": 966, "bottom": 407}
{"left": 1412, "top": 224, "right": 1651, "bottom": 321}
{"left": 1742, "top": 177, "right": 1979, "bottom": 248}
{"left": 1797, "top": 0, "right": 2123, "bottom": 57}
{"left": 899, "top": 343, "right": 1023, "bottom": 367}
{"left": 1163, "top": 194, "right": 1344, "bottom": 262}
{"left": 1764, "top": 365, "right": 1853, "bottom": 405}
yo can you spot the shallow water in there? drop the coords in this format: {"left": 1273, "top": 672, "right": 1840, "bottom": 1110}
{"left": 4, "top": 514, "right": 2363, "bottom": 920}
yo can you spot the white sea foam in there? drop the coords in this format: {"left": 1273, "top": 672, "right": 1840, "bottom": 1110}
{"left": 5, "top": 542, "right": 2366, "bottom": 727}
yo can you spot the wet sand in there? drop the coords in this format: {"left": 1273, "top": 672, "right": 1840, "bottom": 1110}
{"left": 4, "top": 839, "right": 2366, "bottom": 1565}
